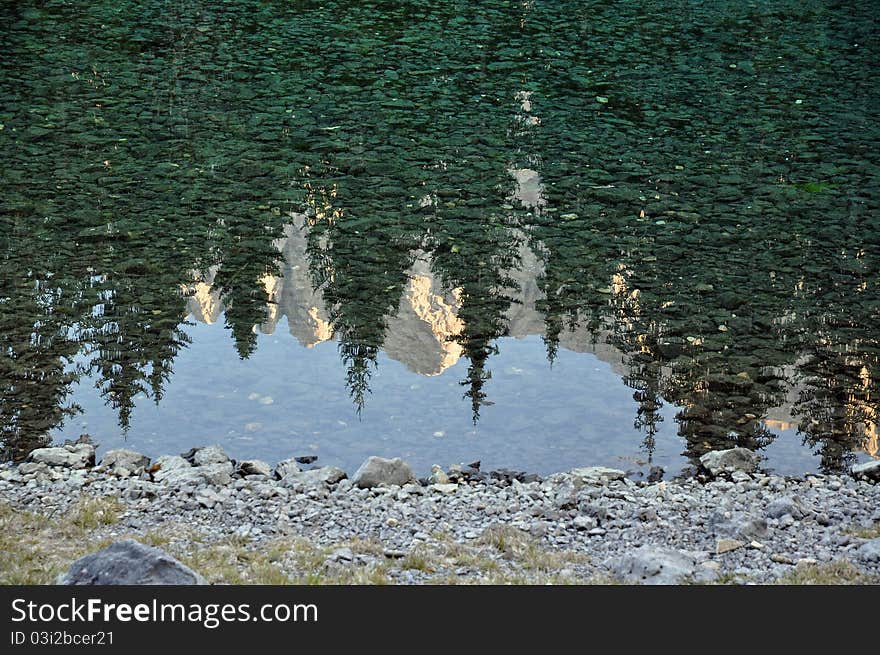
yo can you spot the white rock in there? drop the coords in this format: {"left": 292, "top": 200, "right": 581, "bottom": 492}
{"left": 573, "top": 516, "right": 598, "bottom": 530}
{"left": 192, "top": 444, "right": 230, "bottom": 466}
{"left": 101, "top": 449, "right": 150, "bottom": 476}
{"left": 352, "top": 456, "right": 416, "bottom": 489}
{"left": 607, "top": 546, "right": 714, "bottom": 585}
{"left": 274, "top": 458, "right": 302, "bottom": 479}
{"left": 700, "top": 448, "right": 760, "bottom": 475}
{"left": 28, "top": 444, "right": 95, "bottom": 469}
{"left": 851, "top": 461, "right": 880, "bottom": 481}
{"left": 236, "top": 459, "right": 272, "bottom": 477}
{"left": 569, "top": 466, "right": 626, "bottom": 484}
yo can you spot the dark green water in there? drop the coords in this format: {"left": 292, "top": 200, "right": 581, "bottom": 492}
{"left": 1, "top": 0, "right": 878, "bottom": 476}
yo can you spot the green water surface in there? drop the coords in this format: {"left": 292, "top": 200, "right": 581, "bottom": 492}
{"left": 1, "top": 0, "right": 878, "bottom": 475}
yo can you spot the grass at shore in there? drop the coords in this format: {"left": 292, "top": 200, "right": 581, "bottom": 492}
{"left": 847, "top": 524, "right": 880, "bottom": 540}
{"left": 0, "top": 496, "right": 122, "bottom": 584}
{"left": 0, "top": 499, "right": 607, "bottom": 584}
{"left": 3, "top": 499, "right": 877, "bottom": 585}
{"left": 777, "top": 560, "right": 879, "bottom": 585}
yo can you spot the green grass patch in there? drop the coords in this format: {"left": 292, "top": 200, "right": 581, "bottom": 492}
{"left": 777, "top": 560, "right": 878, "bottom": 585}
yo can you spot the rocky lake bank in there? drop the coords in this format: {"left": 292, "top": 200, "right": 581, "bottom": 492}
{"left": 2, "top": 442, "right": 879, "bottom": 585}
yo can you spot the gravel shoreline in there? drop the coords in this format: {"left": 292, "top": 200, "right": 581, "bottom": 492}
{"left": 2, "top": 443, "right": 879, "bottom": 584}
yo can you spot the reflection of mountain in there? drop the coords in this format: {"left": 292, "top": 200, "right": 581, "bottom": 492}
{"left": 383, "top": 255, "right": 464, "bottom": 376}
{"left": 182, "top": 216, "right": 877, "bottom": 462}
{"left": 184, "top": 216, "right": 630, "bottom": 376}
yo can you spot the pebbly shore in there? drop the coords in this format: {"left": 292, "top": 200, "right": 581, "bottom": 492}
{"left": 2, "top": 442, "right": 879, "bottom": 585}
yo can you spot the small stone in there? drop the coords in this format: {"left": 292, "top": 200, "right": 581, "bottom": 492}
{"left": 709, "top": 511, "right": 768, "bottom": 541}
{"left": 199, "top": 463, "right": 234, "bottom": 486}
{"left": 857, "top": 538, "right": 880, "bottom": 563}
{"left": 18, "top": 462, "right": 49, "bottom": 476}
{"left": 637, "top": 507, "right": 658, "bottom": 522}
{"left": 770, "top": 553, "right": 794, "bottom": 565}
{"left": 766, "top": 496, "right": 806, "bottom": 519}
{"left": 236, "top": 459, "right": 272, "bottom": 477}
{"left": 588, "top": 527, "right": 607, "bottom": 536}
{"left": 851, "top": 460, "right": 880, "bottom": 482}
{"left": 647, "top": 466, "right": 664, "bottom": 483}
{"left": 330, "top": 548, "right": 354, "bottom": 563}
{"left": 195, "top": 489, "right": 221, "bottom": 509}
{"left": 431, "top": 483, "right": 458, "bottom": 494}
{"left": 569, "top": 466, "right": 626, "bottom": 484}
{"left": 151, "top": 456, "right": 192, "bottom": 482}
{"left": 429, "top": 464, "right": 449, "bottom": 485}
{"left": 274, "top": 458, "right": 302, "bottom": 479}
{"left": 716, "top": 538, "right": 745, "bottom": 554}
{"left": 573, "top": 516, "right": 598, "bottom": 531}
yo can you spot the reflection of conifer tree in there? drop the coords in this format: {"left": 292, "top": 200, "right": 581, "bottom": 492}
{"left": 795, "top": 347, "right": 874, "bottom": 472}
{"left": 0, "top": 272, "right": 83, "bottom": 460}
{"left": 623, "top": 346, "right": 665, "bottom": 462}
{"left": 303, "top": 199, "right": 417, "bottom": 413}
{"left": 210, "top": 226, "right": 282, "bottom": 360}
{"left": 85, "top": 275, "right": 191, "bottom": 431}
{"left": 790, "top": 236, "right": 878, "bottom": 472}
{"left": 427, "top": 223, "right": 522, "bottom": 422}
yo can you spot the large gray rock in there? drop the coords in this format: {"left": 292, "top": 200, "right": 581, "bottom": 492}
{"left": 281, "top": 466, "right": 347, "bottom": 489}
{"left": 274, "top": 457, "right": 302, "bottom": 479}
{"left": 57, "top": 540, "right": 206, "bottom": 585}
{"left": 352, "top": 456, "right": 416, "bottom": 488}
{"left": 765, "top": 496, "right": 807, "bottom": 520}
{"left": 28, "top": 443, "right": 95, "bottom": 469}
{"left": 569, "top": 466, "right": 626, "bottom": 484}
{"left": 857, "top": 538, "right": 880, "bottom": 563}
{"left": 709, "top": 510, "right": 769, "bottom": 541}
{"left": 192, "top": 444, "right": 230, "bottom": 467}
{"left": 236, "top": 459, "right": 272, "bottom": 477}
{"left": 153, "top": 456, "right": 232, "bottom": 486}
{"left": 851, "top": 460, "right": 880, "bottom": 482}
{"left": 198, "top": 463, "right": 233, "bottom": 485}
{"left": 101, "top": 449, "right": 150, "bottom": 476}
{"left": 151, "top": 455, "right": 192, "bottom": 482}
{"left": 607, "top": 546, "right": 714, "bottom": 585}
{"left": 700, "top": 448, "right": 760, "bottom": 475}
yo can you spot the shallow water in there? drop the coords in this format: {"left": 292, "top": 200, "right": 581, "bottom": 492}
{"left": 1, "top": 0, "right": 878, "bottom": 476}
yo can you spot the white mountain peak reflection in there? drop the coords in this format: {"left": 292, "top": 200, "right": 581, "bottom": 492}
{"left": 181, "top": 214, "right": 625, "bottom": 378}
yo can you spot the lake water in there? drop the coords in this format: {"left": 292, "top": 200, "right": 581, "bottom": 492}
{"left": 1, "top": 0, "right": 877, "bottom": 477}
